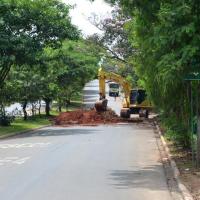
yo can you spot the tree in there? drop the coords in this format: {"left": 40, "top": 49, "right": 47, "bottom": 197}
{"left": 88, "top": 6, "right": 137, "bottom": 85}
{"left": 51, "top": 39, "right": 101, "bottom": 111}
{"left": 0, "top": 0, "right": 79, "bottom": 87}
{"left": 102, "top": 0, "right": 200, "bottom": 147}
{"left": 3, "top": 65, "right": 44, "bottom": 119}
{"left": 2, "top": 38, "right": 101, "bottom": 119}
{"left": 88, "top": 7, "right": 133, "bottom": 63}
{"left": 0, "top": 0, "right": 81, "bottom": 122}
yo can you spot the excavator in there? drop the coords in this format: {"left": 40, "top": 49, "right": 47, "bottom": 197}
{"left": 94, "top": 67, "right": 152, "bottom": 118}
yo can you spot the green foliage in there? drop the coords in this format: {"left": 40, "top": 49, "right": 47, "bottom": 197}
{"left": 2, "top": 38, "right": 100, "bottom": 118}
{"left": 42, "top": 39, "right": 100, "bottom": 108}
{"left": 104, "top": 0, "right": 200, "bottom": 147}
{"left": 88, "top": 6, "right": 138, "bottom": 85}
{"left": 0, "top": 0, "right": 97, "bottom": 121}
{"left": 0, "top": 115, "right": 15, "bottom": 126}
{"left": 161, "top": 113, "right": 191, "bottom": 148}
{"left": 0, "top": 116, "right": 50, "bottom": 136}
{"left": 0, "top": 0, "right": 79, "bottom": 85}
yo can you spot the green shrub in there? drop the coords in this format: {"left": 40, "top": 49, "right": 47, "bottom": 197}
{"left": 161, "top": 113, "right": 190, "bottom": 148}
{"left": 0, "top": 115, "right": 15, "bottom": 126}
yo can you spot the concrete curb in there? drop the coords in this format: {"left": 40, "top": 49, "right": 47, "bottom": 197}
{"left": 0, "top": 125, "right": 50, "bottom": 140}
{"left": 154, "top": 121, "right": 194, "bottom": 200}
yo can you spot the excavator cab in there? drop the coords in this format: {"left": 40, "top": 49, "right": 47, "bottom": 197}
{"left": 121, "top": 89, "right": 151, "bottom": 118}
{"left": 130, "top": 89, "right": 147, "bottom": 106}
{"left": 129, "top": 89, "right": 151, "bottom": 118}
{"left": 130, "top": 89, "right": 138, "bottom": 104}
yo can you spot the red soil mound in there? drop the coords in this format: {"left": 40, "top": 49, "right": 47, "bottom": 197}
{"left": 53, "top": 109, "right": 122, "bottom": 125}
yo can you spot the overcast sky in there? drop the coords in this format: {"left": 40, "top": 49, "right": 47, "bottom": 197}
{"left": 63, "top": 0, "right": 113, "bottom": 36}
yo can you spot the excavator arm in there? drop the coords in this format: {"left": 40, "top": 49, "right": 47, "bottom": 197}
{"left": 95, "top": 67, "right": 131, "bottom": 112}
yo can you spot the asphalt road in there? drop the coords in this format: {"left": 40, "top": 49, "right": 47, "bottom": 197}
{"left": 0, "top": 80, "right": 175, "bottom": 200}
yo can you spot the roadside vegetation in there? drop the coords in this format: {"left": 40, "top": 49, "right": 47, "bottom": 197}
{"left": 97, "top": 0, "right": 200, "bottom": 150}
{"left": 96, "top": 1, "right": 200, "bottom": 196}
{"left": 0, "top": 94, "right": 83, "bottom": 137}
{"left": 0, "top": 0, "right": 102, "bottom": 128}
{"left": 0, "top": 116, "right": 50, "bottom": 137}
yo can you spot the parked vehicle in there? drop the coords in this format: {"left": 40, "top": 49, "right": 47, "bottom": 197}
{"left": 108, "top": 82, "right": 119, "bottom": 97}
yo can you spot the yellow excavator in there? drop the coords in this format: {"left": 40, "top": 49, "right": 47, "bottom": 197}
{"left": 94, "top": 67, "right": 152, "bottom": 118}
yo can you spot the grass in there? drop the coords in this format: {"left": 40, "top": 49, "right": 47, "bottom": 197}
{"left": 0, "top": 96, "right": 83, "bottom": 138}
{"left": 0, "top": 115, "right": 51, "bottom": 137}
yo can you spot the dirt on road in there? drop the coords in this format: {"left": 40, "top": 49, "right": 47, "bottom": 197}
{"left": 53, "top": 108, "right": 142, "bottom": 125}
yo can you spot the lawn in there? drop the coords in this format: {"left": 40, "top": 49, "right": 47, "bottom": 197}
{"left": 0, "top": 98, "right": 83, "bottom": 138}
{"left": 0, "top": 116, "right": 51, "bottom": 137}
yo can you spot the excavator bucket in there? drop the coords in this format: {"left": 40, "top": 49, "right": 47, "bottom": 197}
{"left": 95, "top": 99, "right": 108, "bottom": 112}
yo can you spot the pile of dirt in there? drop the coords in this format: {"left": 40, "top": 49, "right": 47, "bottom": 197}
{"left": 53, "top": 109, "right": 123, "bottom": 125}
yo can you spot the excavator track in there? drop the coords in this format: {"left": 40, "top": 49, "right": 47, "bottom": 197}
{"left": 120, "top": 108, "right": 130, "bottom": 118}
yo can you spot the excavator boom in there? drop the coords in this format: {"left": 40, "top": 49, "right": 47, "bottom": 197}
{"left": 95, "top": 67, "right": 131, "bottom": 112}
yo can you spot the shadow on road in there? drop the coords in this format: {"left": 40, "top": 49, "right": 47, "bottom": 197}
{"left": 109, "top": 165, "right": 168, "bottom": 191}
{"left": 11, "top": 128, "right": 101, "bottom": 139}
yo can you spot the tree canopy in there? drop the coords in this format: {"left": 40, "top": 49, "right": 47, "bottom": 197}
{"left": 88, "top": 6, "right": 138, "bottom": 86}
{"left": 0, "top": 0, "right": 79, "bottom": 86}
{"left": 101, "top": 0, "right": 200, "bottom": 147}
{"left": 2, "top": 38, "right": 100, "bottom": 119}
{"left": 0, "top": 0, "right": 101, "bottom": 123}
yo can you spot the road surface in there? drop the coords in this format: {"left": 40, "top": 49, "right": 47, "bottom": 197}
{"left": 0, "top": 80, "right": 178, "bottom": 200}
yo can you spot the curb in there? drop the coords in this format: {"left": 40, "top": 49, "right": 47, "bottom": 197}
{"left": 154, "top": 121, "right": 194, "bottom": 200}
{"left": 0, "top": 125, "right": 50, "bottom": 140}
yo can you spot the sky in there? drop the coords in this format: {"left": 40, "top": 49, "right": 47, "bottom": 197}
{"left": 63, "top": 0, "right": 113, "bottom": 36}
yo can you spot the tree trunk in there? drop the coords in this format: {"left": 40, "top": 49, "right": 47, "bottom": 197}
{"left": 58, "top": 105, "right": 62, "bottom": 112}
{"left": 66, "top": 99, "right": 71, "bottom": 105}
{"left": 0, "top": 102, "right": 5, "bottom": 117}
{"left": 44, "top": 98, "right": 51, "bottom": 116}
{"left": 22, "top": 101, "right": 28, "bottom": 120}
{"left": 0, "top": 65, "right": 12, "bottom": 89}
{"left": 65, "top": 98, "right": 71, "bottom": 111}
{"left": 31, "top": 103, "right": 35, "bottom": 116}
{"left": 38, "top": 100, "right": 41, "bottom": 116}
